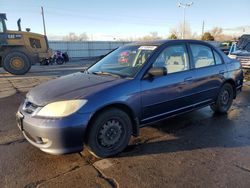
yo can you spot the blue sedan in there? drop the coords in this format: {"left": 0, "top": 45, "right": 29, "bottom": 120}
{"left": 16, "top": 40, "right": 244, "bottom": 158}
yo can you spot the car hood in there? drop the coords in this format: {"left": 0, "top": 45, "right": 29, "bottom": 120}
{"left": 26, "top": 72, "right": 126, "bottom": 106}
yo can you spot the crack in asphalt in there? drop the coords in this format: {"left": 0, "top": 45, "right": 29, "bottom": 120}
{"left": 0, "top": 138, "right": 26, "bottom": 146}
{"left": 78, "top": 153, "right": 119, "bottom": 188}
{"left": 235, "top": 164, "right": 250, "bottom": 173}
{"left": 24, "top": 165, "right": 80, "bottom": 188}
{"left": 0, "top": 88, "right": 17, "bottom": 92}
{"left": 7, "top": 79, "right": 21, "bottom": 94}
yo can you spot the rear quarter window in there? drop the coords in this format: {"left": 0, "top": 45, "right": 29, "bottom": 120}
{"left": 213, "top": 50, "right": 223, "bottom": 65}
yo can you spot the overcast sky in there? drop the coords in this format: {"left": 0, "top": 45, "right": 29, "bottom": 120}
{"left": 1, "top": 0, "right": 250, "bottom": 40}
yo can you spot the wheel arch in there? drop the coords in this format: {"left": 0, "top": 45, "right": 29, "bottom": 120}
{"left": 223, "top": 79, "right": 237, "bottom": 99}
{"left": 85, "top": 103, "right": 140, "bottom": 141}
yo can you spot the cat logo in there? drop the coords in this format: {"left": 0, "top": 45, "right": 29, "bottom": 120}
{"left": 7, "top": 34, "right": 22, "bottom": 39}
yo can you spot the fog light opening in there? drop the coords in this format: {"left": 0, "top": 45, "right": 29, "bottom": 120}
{"left": 41, "top": 137, "right": 50, "bottom": 144}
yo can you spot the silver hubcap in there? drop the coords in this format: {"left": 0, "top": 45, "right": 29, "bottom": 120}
{"left": 220, "top": 90, "right": 230, "bottom": 105}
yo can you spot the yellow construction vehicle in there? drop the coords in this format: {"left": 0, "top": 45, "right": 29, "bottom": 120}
{"left": 0, "top": 13, "right": 52, "bottom": 75}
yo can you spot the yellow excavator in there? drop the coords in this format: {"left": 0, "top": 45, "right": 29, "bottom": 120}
{"left": 0, "top": 13, "right": 52, "bottom": 75}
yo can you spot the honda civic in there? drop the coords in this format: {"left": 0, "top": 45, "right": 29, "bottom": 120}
{"left": 16, "top": 40, "right": 244, "bottom": 158}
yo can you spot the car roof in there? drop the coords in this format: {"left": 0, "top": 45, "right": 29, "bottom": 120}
{"left": 126, "top": 39, "right": 214, "bottom": 47}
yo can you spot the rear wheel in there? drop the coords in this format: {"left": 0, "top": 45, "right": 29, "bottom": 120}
{"left": 86, "top": 108, "right": 132, "bottom": 158}
{"left": 210, "top": 83, "right": 234, "bottom": 114}
{"left": 3, "top": 51, "right": 31, "bottom": 75}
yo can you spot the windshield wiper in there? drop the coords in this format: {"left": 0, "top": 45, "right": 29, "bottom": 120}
{"left": 91, "top": 71, "right": 126, "bottom": 78}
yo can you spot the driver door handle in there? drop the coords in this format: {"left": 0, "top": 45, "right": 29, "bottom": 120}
{"left": 219, "top": 70, "right": 225, "bottom": 74}
{"left": 184, "top": 77, "right": 193, "bottom": 82}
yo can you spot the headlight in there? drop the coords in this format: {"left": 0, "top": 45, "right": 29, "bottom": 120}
{"left": 37, "top": 100, "right": 87, "bottom": 117}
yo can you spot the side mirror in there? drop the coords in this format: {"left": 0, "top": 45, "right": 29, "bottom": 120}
{"left": 145, "top": 67, "right": 167, "bottom": 79}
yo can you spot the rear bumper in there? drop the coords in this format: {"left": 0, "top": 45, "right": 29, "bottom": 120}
{"left": 17, "top": 109, "right": 91, "bottom": 155}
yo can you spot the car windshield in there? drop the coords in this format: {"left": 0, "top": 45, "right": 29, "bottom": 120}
{"left": 88, "top": 45, "right": 157, "bottom": 78}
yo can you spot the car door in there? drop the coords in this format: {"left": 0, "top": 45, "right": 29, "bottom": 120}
{"left": 188, "top": 43, "right": 226, "bottom": 103}
{"left": 140, "top": 43, "right": 198, "bottom": 123}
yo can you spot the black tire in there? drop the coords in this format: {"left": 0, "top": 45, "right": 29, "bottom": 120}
{"left": 210, "top": 83, "right": 234, "bottom": 114}
{"left": 56, "top": 58, "right": 64, "bottom": 65}
{"left": 86, "top": 108, "right": 132, "bottom": 158}
{"left": 3, "top": 51, "right": 31, "bottom": 75}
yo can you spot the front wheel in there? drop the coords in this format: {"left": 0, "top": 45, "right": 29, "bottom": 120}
{"left": 210, "top": 83, "right": 234, "bottom": 114}
{"left": 86, "top": 108, "right": 132, "bottom": 158}
{"left": 3, "top": 51, "right": 31, "bottom": 75}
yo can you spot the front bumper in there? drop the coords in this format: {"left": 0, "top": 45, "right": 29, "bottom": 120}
{"left": 16, "top": 108, "right": 91, "bottom": 155}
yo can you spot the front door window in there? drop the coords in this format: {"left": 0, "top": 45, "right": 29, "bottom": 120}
{"left": 153, "top": 44, "right": 189, "bottom": 74}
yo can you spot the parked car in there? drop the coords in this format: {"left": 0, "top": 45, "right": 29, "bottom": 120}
{"left": 16, "top": 40, "right": 244, "bottom": 158}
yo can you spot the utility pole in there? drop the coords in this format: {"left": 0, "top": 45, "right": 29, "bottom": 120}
{"left": 178, "top": 2, "right": 193, "bottom": 39}
{"left": 41, "top": 6, "right": 47, "bottom": 36}
{"left": 202, "top": 20, "right": 205, "bottom": 36}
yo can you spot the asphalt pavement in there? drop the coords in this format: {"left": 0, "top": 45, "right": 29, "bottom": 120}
{"left": 1, "top": 62, "right": 250, "bottom": 188}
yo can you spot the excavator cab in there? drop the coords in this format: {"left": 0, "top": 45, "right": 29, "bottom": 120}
{"left": 0, "top": 14, "right": 7, "bottom": 44}
{"left": 0, "top": 13, "right": 52, "bottom": 75}
{"left": 0, "top": 13, "right": 7, "bottom": 31}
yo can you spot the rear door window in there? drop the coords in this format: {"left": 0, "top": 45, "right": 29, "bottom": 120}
{"left": 190, "top": 44, "right": 215, "bottom": 68}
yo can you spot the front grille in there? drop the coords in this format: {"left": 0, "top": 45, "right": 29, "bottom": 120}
{"left": 23, "top": 100, "right": 38, "bottom": 114}
{"left": 237, "top": 56, "right": 250, "bottom": 69}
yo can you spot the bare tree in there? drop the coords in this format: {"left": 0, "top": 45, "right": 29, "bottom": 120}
{"left": 78, "top": 33, "right": 89, "bottom": 41}
{"left": 191, "top": 32, "right": 199, "bottom": 39}
{"left": 170, "top": 22, "right": 192, "bottom": 39}
{"left": 210, "top": 27, "right": 223, "bottom": 40}
{"left": 63, "top": 32, "right": 89, "bottom": 41}
{"left": 209, "top": 27, "right": 238, "bottom": 41}
{"left": 138, "top": 32, "right": 162, "bottom": 41}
